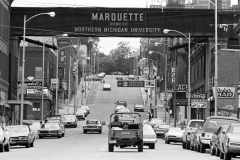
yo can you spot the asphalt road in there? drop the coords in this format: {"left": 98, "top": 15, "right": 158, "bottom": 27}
{"left": 1, "top": 75, "right": 239, "bottom": 160}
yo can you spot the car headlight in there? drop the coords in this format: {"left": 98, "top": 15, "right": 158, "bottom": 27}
{"left": 83, "top": 126, "right": 87, "bottom": 128}
{"left": 19, "top": 136, "right": 28, "bottom": 139}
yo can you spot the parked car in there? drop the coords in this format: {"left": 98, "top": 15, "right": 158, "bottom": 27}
{"left": 165, "top": 127, "right": 184, "bottom": 144}
{"left": 103, "top": 84, "right": 111, "bottom": 90}
{"left": 63, "top": 114, "right": 78, "bottom": 128}
{"left": 44, "top": 115, "right": 65, "bottom": 137}
{"left": 80, "top": 105, "right": 90, "bottom": 114}
{"left": 218, "top": 123, "right": 240, "bottom": 160}
{"left": 154, "top": 124, "right": 171, "bottom": 138}
{"left": 193, "top": 116, "right": 239, "bottom": 153}
{"left": 97, "top": 73, "right": 105, "bottom": 78}
{"left": 38, "top": 123, "right": 63, "bottom": 139}
{"left": 143, "top": 124, "right": 157, "bottom": 149}
{"left": 134, "top": 104, "right": 144, "bottom": 112}
{"left": 6, "top": 125, "right": 35, "bottom": 148}
{"left": 115, "top": 101, "right": 127, "bottom": 107}
{"left": 115, "top": 105, "right": 125, "bottom": 113}
{"left": 209, "top": 125, "right": 229, "bottom": 156}
{"left": 149, "top": 118, "right": 164, "bottom": 128}
{"left": 75, "top": 109, "right": 86, "bottom": 120}
{"left": 116, "top": 76, "right": 124, "bottom": 80}
{"left": 0, "top": 126, "right": 10, "bottom": 152}
{"left": 182, "top": 119, "right": 204, "bottom": 150}
{"left": 83, "top": 119, "right": 106, "bottom": 134}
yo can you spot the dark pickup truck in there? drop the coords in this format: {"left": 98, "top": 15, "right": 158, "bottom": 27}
{"left": 108, "top": 112, "right": 143, "bottom": 152}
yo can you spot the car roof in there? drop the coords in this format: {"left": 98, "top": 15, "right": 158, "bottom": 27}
{"left": 86, "top": 119, "right": 99, "bottom": 122}
{"left": 207, "top": 116, "right": 239, "bottom": 120}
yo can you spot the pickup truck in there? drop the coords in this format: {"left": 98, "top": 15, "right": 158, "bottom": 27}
{"left": 108, "top": 112, "right": 143, "bottom": 152}
{"left": 182, "top": 119, "right": 204, "bottom": 150}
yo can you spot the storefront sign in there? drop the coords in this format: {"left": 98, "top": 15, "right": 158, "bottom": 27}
{"left": 212, "top": 87, "right": 235, "bottom": 99}
{"left": 18, "top": 81, "right": 42, "bottom": 89}
{"left": 191, "top": 102, "right": 207, "bottom": 108}
{"left": 186, "top": 92, "right": 207, "bottom": 99}
{"left": 27, "top": 88, "right": 51, "bottom": 97}
{"left": 176, "top": 84, "right": 188, "bottom": 92}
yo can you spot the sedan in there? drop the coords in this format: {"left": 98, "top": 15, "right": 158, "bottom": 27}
{"left": 103, "top": 84, "right": 111, "bottom": 90}
{"left": 6, "top": 125, "right": 35, "bottom": 148}
{"left": 149, "top": 118, "right": 164, "bottom": 128}
{"left": 218, "top": 123, "right": 240, "bottom": 160}
{"left": 134, "top": 104, "right": 144, "bottom": 112}
{"left": 38, "top": 123, "right": 63, "bottom": 139}
{"left": 0, "top": 126, "right": 10, "bottom": 152}
{"left": 143, "top": 124, "right": 157, "bottom": 149}
{"left": 115, "top": 105, "right": 125, "bottom": 113}
{"left": 63, "top": 114, "right": 78, "bottom": 128}
{"left": 80, "top": 105, "right": 90, "bottom": 114}
{"left": 75, "top": 109, "right": 86, "bottom": 120}
{"left": 165, "top": 127, "right": 184, "bottom": 144}
{"left": 83, "top": 119, "right": 105, "bottom": 134}
{"left": 154, "top": 124, "right": 171, "bottom": 138}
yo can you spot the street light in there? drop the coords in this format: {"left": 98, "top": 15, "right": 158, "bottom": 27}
{"left": 149, "top": 51, "right": 168, "bottom": 122}
{"left": 20, "top": 12, "right": 55, "bottom": 125}
{"left": 41, "top": 34, "right": 67, "bottom": 121}
{"left": 163, "top": 29, "right": 191, "bottom": 125}
{"left": 56, "top": 45, "right": 77, "bottom": 115}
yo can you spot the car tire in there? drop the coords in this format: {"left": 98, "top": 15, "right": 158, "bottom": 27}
{"left": 26, "top": 142, "right": 30, "bottom": 148}
{"left": 0, "top": 143, "right": 4, "bottom": 152}
{"left": 99, "top": 130, "right": 102, "bottom": 134}
{"left": 197, "top": 144, "right": 201, "bottom": 152}
{"left": 62, "top": 133, "right": 65, "bottom": 137}
{"left": 216, "top": 148, "right": 220, "bottom": 157}
{"left": 120, "top": 145, "right": 124, "bottom": 148}
{"left": 210, "top": 146, "right": 216, "bottom": 155}
{"left": 220, "top": 152, "right": 224, "bottom": 159}
{"left": 83, "top": 118, "right": 85, "bottom": 120}
{"left": 108, "top": 143, "right": 114, "bottom": 152}
{"left": 74, "top": 124, "right": 77, "bottom": 128}
{"left": 39, "top": 136, "right": 43, "bottom": 139}
{"left": 58, "top": 134, "right": 62, "bottom": 138}
{"left": 149, "top": 144, "right": 155, "bottom": 149}
{"left": 84, "top": 130, "right": 87, "bottom": 134}
{"left": 4, "top": 143, "right": 10, "bottom": 152}
{"left": 182, "top": 141, "right": 186, "bottom": 149}
{"left": 190, "top": 144, "right": 194, "bottom": 151}
{"left": 200, "top": 143, "right": 206, "bottom": 153}
{"left": 224, "top": 152, "right": 231, "bottom": 160}
{"left": 138, "top": 140, "right": 143, "bottom": 152}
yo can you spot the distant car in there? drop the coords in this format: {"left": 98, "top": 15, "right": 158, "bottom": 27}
{"left": 134, "top": 104, "right": 144, "bottom": 112}
{"left": 38, "top": 123, "right": 63, "bottom": 139}
{"left": 6, "top": 125, "right": 35, "bottom": 148}
{"left": 103, "top": 84, "right": 111, "bottom": 90}
{"left": 118, "top": 113, "right": 137, "bottom": 123}
{"left": 115, "top": 101, "right": 127, "bottom": 107}
{"left": 0, "top": 126, "right": 10, "bottom": 152}
{"left": 193, "top": 116, "right": 239, "bottom": 153}
{"left": 63, "top": 114, "right": 78, "bottom": 128}
{"left": 115, "top": 105, "right": 125, "bottom": 113}
{"left": 149, "top": 118, "right": 164, "bottom": 128}
{"left": 44, "top": 115, "right": 65, "bottom": 137}
{"left": 75, "top": 109, "right": 86, "bottom": 120}
{"left": 116, "top": 76, "right": 124, "bottom": 80}
{"left": 143, "top": 124, "right": 157, "bottom": 149}
{"left": 83, "top": 119, "right": 106, "bottom": 134}
{"left": 209, "top": 125, "right": 229, "bottom": 156}
{"left": 97, "top": 73, "right": 104, "bottom": 78}
{"left": 165, "top": 127, "right": 184, "bottom": 144}
{"left": 80, "top": 105, "right": 90, "bottom": 114}
{"left": 182, "top": 119, "right": 204, "bottom": 150}
{"left": 218, "top": 123, "right": 240, "bottom": 160}
{"left": 153, "top": 124, "right": 171, "bottom": 138}
{"left": 117, "top": 107, "right": 130, "bottom": 113}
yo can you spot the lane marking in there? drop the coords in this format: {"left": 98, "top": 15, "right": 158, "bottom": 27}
{"left": 95, "top": 153, "right": 100, "bottom": 158}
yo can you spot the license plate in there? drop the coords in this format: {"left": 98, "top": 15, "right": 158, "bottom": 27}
{"left": 11, "top": 141, "right": 16, "bottom": 144}
{"left": 109, "top": 140, "right": 116, "bottom": 144}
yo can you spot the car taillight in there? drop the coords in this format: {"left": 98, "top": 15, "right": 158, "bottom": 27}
{"left": 201, "top": 133, "right": 205, "bottom": 137}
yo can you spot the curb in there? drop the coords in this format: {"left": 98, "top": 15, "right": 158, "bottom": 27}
{"left": 84, "top": 82, "right": 94, "bottom": 105}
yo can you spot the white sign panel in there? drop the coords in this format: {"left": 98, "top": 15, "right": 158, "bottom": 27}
{"left": 191, "top": 102, "right": 207, "bottom": 108}
{"left": 144, "top": 80, "right": 155, "bottom": 88}
{"left": 51, "top": 78, "right": 59, "bottom": 89}
{"left": 212, "top": 87, "right": 235, "bottom": 99}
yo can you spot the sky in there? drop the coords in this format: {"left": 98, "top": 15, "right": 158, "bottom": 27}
{"left": 12, "top": 0, "right": 238, "bottom": 54}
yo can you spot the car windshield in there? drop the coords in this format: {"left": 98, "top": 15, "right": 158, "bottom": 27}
{"left": 78, "top": 109, "right": 86, "bottom": 112}
{"left": 117, "top": 101, "right": 126, "bottom": 105}
{"left": 87, "top": 120, "right": 99, "bottom": 124}
{"left": 41, "top": 124, "right": 59, "bottom": 129}
{"left": 6, "top": 126, "right": 28, "bottom": 132}
{"left": 157, "top": 125, "right": 170, "bottom": 128}
{"left": 228, "top": 126, "right": 240, "bottom": 134}
{"left": 205, "top": 119, "right": 239, "bottom": 133}
{"left": 189, "top": 121, "right": 204, "bottom": 128}
{"left": 45, "top": 119, "right": 60, "bottom": 123}
{"left": 135, "top": 105, "right": 143, "bottom": 108}
{"left": 151, "top": 119, "right": 163, "bottom": 123}
{"left": 63, "top": 115, "right": 75, "bottom": 118}
{"left": 143, "top": 124, "right": 153, "bottom": 131}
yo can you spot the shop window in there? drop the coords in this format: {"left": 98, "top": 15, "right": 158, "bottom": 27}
{"left": 33, "top": 103, "right": 40, "bottom": 112}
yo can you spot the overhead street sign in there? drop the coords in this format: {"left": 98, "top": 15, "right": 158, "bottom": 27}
{"left": 117, "top": 80, "right": 145, "bottom": 87}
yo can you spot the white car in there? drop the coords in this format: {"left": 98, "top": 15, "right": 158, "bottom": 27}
{"left": 143, "top": 124, "right": 157, "bottom": 149}
{"left": 165, "top": 127, "right": 184, "bottom": 144}
{"left": 80, "top": 105, "right": 90, "bottom": 114}
{"left": 115, "top": 105, "right": 125, "bottom": 113}
{"left": 0, "top": 126, "right": 10, "bottom": 152}
{"left": 75, "top": 109, "right": 86, "bottom": 120}
{"left": 103, "top": 84, "right": 111, "bottom": 90}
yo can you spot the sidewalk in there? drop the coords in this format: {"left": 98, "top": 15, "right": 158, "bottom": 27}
{"left": 140, "top": 88, "right": 174, "bottom": 126}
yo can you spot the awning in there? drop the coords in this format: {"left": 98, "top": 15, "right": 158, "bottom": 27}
{"left": 6, "top": 100, "right": 33, "bottom": 106}
{"left": 19, "top": 37, "right": 58, "bottom": 50}
{"left": 169, "top": 38, "right": 208, "bottom": 51}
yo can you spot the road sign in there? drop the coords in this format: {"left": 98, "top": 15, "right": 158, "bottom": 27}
{"left": 117, "top": 80, "right": 145, "bottom": 87}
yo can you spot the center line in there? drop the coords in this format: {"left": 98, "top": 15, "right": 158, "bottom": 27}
{"left": 96, "top": 153, "right": 100, "bottom": 158}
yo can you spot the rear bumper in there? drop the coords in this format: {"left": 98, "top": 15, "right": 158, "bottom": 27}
{"left": 76, "top": 115, "right": 85, "bottom": 119}
{"left": 83, "top": 128, "right": 102, "bottom": 132}
{"left": 168, "top": 137, "right": 182, "bottom": 142}
{"left": 143, "top": 138, "right": 157, "bottom": 144}
{"left": 10, "top": 140, "right": 29, "bottom": 146}
{"left": 65, "top": 122, "right": 77, "bottom": 126}
{"left": 134, "top": 109, "right": 144, "bottom": 112}
{"left": 200, "top": 138, "right": 211, "bottom": 148}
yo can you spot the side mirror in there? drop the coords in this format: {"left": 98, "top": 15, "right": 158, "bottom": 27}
{"left": 222, "top": 131, "right": 226, "bottom": 134}
{"left": 102, "top": 121, "right": 106, "bottom": 125}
